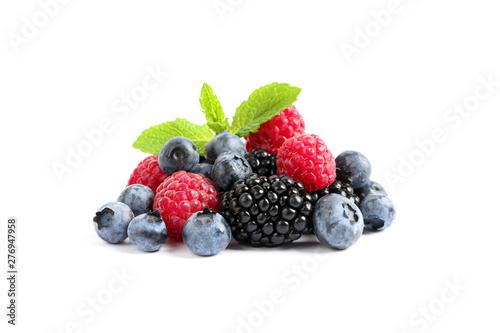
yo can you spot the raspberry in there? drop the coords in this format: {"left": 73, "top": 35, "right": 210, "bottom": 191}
{"left": 245, "top": 105, "right": 305, "bottom": 154}
{"left": 153, "top": 171, "right": 220, "bottom": 239}
{"left": 277, "top": 134, "right": 336, "bottom": 192}
{"left": 127, "top": 155, "right": 167, "bottom": 192}
{"left": 245, "top": 139, "right": 254, "bottom": 152}
{"left": 221, "top": 173, "right": 313, "bottom": 247}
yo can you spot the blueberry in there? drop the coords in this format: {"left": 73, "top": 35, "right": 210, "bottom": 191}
{"left": 158, "top": 137, "right": 199, "bottom": 175}
{"left": 312, "top": 194, "right": 364, "bottom": 250}
{"left": 117, "top": 184, "right": 154, "bottom": 216}
{"left": 360, "top": 194, "right": 396, "bottom": 231}
{"left": 204, "top": 130, "right": 246, "bottom": 164}
{"left": 335, "top": 151, "right": 372, "bottom": 189}
{"left": 190, "top": 163, "right": 213, "bottom": 179}
{"left": 127, "top": 210, "right": 168, "bottom": 252}
{"left": 182, "top": 208, "right": 232, "bottom": 256}
{"left": 93, "top": 201, "right": 134, "bottom": 244}
{"left": 355, "top": 181, "right": 387, "bottom": 201}
{"left": 211, "top": 152, "right": 252, "bottom": 192}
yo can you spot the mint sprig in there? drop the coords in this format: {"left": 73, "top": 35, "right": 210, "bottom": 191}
{"left": 132, "top": 82, "right": 301, "bottom": 155}
{"left": 132, "top": 119, "right": 214, "bottom": 155}
{"left": 230, "top": 82, "right": 301, "bottom": 137}
{"left": 199, "top": 83, "right": 229, "bottom": 134}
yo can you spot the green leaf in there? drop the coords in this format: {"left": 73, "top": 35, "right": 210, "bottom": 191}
{"left": 132, "top": 118, "right": 214, "bottom": 156}
{"left": 199, "top": 83, "right": 229, "bottom": 133}
{"left": 229, "top": 82, "right": 301, "bottom": 137}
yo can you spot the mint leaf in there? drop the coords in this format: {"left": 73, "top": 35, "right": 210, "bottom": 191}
{"left": 229, "top": 82, "right": 301, "bottom": 137}
{"left": 199, "top": 83, "right": 229, "bottom": 133}
{"left": 132, "top": 118, "right": 214, "bottom": 155}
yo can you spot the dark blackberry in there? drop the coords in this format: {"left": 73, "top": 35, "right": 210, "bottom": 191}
{"left": 220, "top": 173, "right": 313, "bottom": 247}
{"left": 309, "top": 179, "right": 360, "bottom": 207}
{"left": 244, "top": 149, "right": 277, "bottom": 177}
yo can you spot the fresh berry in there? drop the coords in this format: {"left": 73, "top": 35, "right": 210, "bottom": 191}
{"left": 117, "top": 184, "right": 154, "bottom": 216}
{"left": 245, "top": 139, "right": 253, "bottom": 152}
{"left": 309, "top": 179, "right": 360, "bottom": 207}
{"left": 211, "top": 152, "right": 252, "bottom": 192}
{"left": 221, "top": 173, "right": 313, "bottom": 247}
{"left": 93, "top": 202, "right": 134, "bottom": 244}
{"left": 244, "top": 148, "right": 277, "bottom": 177}
{"left": 204, "top": 130, "right": 246, "bottom": 164}
{"left": 335, "top": 151, "right": 372, "bottom": 189}
{"left": 245, "top": 105, "right": 305, "bottom": 154}
{"left": 312, "top": 194, "right": 364, "bottom": 250}
{"left": 127, "top": 210, "right": 168, "bottom": 252}
{"left": 182, "top": 208, "right": 232, "bottom": 256}
{"left": 127, "top": 155, "right": 167, "bottom": 192}
{"left": 191, "top": 163, "right": 213, "bottom": 179}
{"left": 153, "top": 171, "right": 220, "bottom": 239}
{"left": 158, "top": 137, "right": 199, "bottom": 175}
{"left": 355, "top": 181, "right": 387, "bottom": 201}
{"left": 360, "top": 194, "right": 396, "bottom": 231}
{"left": 277, "top": 134, "right": 336, "bottom": 192}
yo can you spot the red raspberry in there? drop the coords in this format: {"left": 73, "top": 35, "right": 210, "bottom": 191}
{"left": 245, "top": 139, "right": 254, "bottom": 152}
{"left": 277, "top": 134, "right": 336, "bottom": 192}
{"left": 153, "top": 171, "right": 220, "bottom": 239}
{"left": 127, "top": 155, "right": 168, "bottom": 193}
{"left": 245, "top": 105, "right": 305, "bottom": 154}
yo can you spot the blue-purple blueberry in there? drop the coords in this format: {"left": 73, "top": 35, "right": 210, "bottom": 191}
{"left": 360, "top": 194, "right": 396, "bottom": 231}
{"left": 191, "top": 163, "right": 213, "bottom": 179}
{"left": 204, "top": 130, "right": 246, "bottom": 164}
{"left": 335, "top": 151, "right": 372, "bottom": 189}
{"left": 211, "top": 152, "right": 252, "bottom": 192}
{"left": 93, "top": 201, "right": 134, "bottom": 243}
{"left": 182, "top": 208, "right": 231, "bottom": 256}
{"left": 117, "top": 184, "right": 154, "bottom": 216}
{"left": 355, "top": 180, "right": 387, "bottom": 201}
{"left": 127, "top": 210, "right": 168, "bottom": 252}
{"left": 312, "top": 194, "right": 364, "bottom": 250}
{"left": 158, "top": 137, "right": 199, "bottom": 175}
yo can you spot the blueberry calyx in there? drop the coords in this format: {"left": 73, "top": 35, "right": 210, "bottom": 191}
{"left": 202, "top": 207, "right": 212, "bottom": 215}
{"left": 342, "top": 202, "right": 359, "bottom": 223}
{"left": 93, "top": 207, "right": 114, "bottom": 230}
{"left": 147, "top": 210, "right": 163, "bottom": 222}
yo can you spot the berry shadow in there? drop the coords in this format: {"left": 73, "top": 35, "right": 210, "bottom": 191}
{"left": 90, "top": 236, "right": 154, "bottom": 254}
{"left": 161, "top": 237, "right": 200, "bottom": 259}
{"left": 226, "top": 235, "right": 334, "bottom": 254}
{"left": 280, "top": 235, "right": 336, "bottom": 254}
{"left": 362, "top": 228, "right": 383, "bottom": 236}
{"left": 225, "top": 238, "right": 263, "bottom": 252}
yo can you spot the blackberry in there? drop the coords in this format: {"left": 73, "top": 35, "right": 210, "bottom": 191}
{"left": 221, "top": 173, "right": 313, "bottom": 247}
{"left": 244, "top": 149, "right": 277, "bottom": 177}
{"left": 309, "top": 179, "right": 361, "bottom": 207}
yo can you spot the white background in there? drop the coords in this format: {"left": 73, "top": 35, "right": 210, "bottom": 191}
{"left": 1, "top": 1, "right": 499, "bottom": 332}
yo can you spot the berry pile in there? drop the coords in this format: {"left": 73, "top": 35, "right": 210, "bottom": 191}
{"left": 93, "top": 82, "right": 396, "bottom": 256}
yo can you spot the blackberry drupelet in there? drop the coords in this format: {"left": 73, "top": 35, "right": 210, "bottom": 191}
{"left": 221, "top": 173, "right": 313, "bottom": 247}
{"left": 309, "top": 179, "right": 361, "bottom": 207}
{"left": 244, "top": 149, "right": 277, "bottom": 177}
